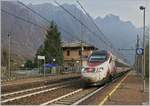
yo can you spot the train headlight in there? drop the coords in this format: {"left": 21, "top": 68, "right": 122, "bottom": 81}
{"left": 96, "top": 67, "right": 103, "bottom": 72}
{"left": 81, "top": 68, "right": 85, "bottom": 72}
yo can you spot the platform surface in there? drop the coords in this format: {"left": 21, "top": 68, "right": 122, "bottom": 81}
{"left": 103, "top": 71, "right": 149, "bottom": 105}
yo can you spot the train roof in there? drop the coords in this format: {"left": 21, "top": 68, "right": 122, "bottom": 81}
{"left": 92, "top": 50, "right": 110, "bottom": 55}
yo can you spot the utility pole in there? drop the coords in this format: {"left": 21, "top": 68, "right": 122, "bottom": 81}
{"left": 80, "top": 9, "right": 84, "bottom": 67}
{"left": 80, "top": 24, "right": 84, "bottom": 67}
{"left": 44, "top": 59, "right": 45, "bottom": 77}
{"left": 8, "top": 34, "right": 11, "bottom": 78}
{"left": 80, "top": 40, "right": 83, "bottom": 67}
{"left": 135, "top": 34, "right": 140, "bottom": 73}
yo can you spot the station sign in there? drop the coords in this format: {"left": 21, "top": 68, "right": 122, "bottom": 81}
{"left": 136, "top": 48, "right": 144, "bottom": 55}
{"left": 37, "top": 55, "right": 45, "bottom": 60}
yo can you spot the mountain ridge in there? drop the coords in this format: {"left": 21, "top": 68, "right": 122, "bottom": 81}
{"left": 1, "top": 1, "right": 141, "bottom": 64}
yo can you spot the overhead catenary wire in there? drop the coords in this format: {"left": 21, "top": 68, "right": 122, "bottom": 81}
{"left": 76, "top": 1, "right": 113, "bottom": 48}
{"left": 55, "top": 1, "right": 128, "bottom": 62}
{"left": 1, "top": 8, "right": 47, "bottom": 50}
{"left": 17, "top": 1, "right": 81, "bottom": 42}
{"left": 1, "top": 8, "right": 56, "bottom": 67}
{"left": 76, "top": 1, "right": 120, "bottom": 54}
{"left": 17, "top": 1, "right": 51, "bottom": 24}
{"left": 18, "top": 2, "right": 76, "bottom": 48}
{"left": 17, "top": 1, "right": 95, "bottom": 47}
{"left": 2, "top": 1, "right": 130, "bottom": 65}
{"left": 1, "top": 2, "right": 78, "bottom": 43}
{"left": 1, "top": 9, "right": 46, "bottom": 30}
{"left": 1, "top": 8, "right": 47, "bottom": 57}
{"left": 76, "top": 1, "right": 129, "bottom": 62}
{"left": 1, "top": 2, "right": 95, "bottom": 72}
{"left": 54, "top": 1, "right": 111, "bottom": 48}
{"left": 17, "top": 0, "right": 91, "bottom": 59}
{"left": 17, "top": 0, "right": 102, "bottom": 49}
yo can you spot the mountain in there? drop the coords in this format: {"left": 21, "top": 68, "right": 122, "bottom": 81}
{"left": 95, "top": 14, "right": 140, "bottom": 49}
{"left": 1, "top": 1, "right": 141, "bottom": 65}
{"left": 1, "top": 1, "right": 45, "bottom": 63}
{"left": 95, "top": 15, "right": 143, "bottom": 64}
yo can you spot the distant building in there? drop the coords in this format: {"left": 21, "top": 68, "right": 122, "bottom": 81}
{"left": 62, "top": 41, "right": 98, "bottom": 67}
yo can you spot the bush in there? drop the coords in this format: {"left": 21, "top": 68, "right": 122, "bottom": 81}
{"left": 24, "top": 60, "right": 34, "bottom": 69}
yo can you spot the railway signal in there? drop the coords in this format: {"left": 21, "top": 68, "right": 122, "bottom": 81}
{"left": 136, "top": 48, "right": 144, "bottom": 55}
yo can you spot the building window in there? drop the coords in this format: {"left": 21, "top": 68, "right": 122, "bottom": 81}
{"left": 79, "top": 50, "right": 81, "bottom": 56}
{"left": 67, "top": 50, "right": 70, "bottom": 56}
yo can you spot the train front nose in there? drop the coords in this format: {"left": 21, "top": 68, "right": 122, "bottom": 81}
{"left": 82, "top": 75, "right": 97, "bottom": 83}
{"left": 81, "top": 68, "right": 98, "bottom": 83}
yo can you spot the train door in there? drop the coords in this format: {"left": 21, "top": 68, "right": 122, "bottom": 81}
{"left": 108, "top": 56, "right": 113, "bottom": 73}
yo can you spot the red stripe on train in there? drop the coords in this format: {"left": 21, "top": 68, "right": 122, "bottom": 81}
{"left": 87, "top": 62, "right": 103, "bottom": 67}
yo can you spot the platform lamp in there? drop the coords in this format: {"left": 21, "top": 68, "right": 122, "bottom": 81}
{"left": 139, "top": 6, "right": 146, "bottom": 92}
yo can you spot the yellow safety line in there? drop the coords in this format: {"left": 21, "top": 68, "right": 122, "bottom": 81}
{"left": 98, "top": 71, "right": 131, "bottom": 106}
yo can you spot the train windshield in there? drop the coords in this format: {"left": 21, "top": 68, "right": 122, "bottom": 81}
{"left": 89, "top": 55, "right": 107, "bottom": 62}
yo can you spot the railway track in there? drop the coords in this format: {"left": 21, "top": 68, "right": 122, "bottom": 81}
{"left": 1, "top": 71, "right": 129, "bottom": 105}
{"left": 2, "top": 78, "right": 79, "bottom": 97}
{"left": 2, "top": 75, "right": 80, "bottom": 93}
{"left": 1, "top": 78, "right": 80, "bottom": 105}
{"left": 41, "top": 87, "right": 105, "bottom": 105}
{"left": 41, "top": 71, "right": 129, "bottom": 105}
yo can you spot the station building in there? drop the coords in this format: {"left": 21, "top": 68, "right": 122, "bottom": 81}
{"left": 62, "top": 41, "right": 98, "bottom": 67}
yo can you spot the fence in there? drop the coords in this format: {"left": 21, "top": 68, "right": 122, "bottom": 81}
{"left": 1, "top": 66, "right": 82, "bottom": 81}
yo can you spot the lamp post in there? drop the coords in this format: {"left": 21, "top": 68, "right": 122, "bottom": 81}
{"left": 139, "top": 6, "right": 146, "bottom": 92}
{"left": 53, "top": 58, "right": 56, "bottom": 63}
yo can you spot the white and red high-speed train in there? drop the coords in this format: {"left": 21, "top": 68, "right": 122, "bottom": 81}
{"left": 81, "top": 50, "right": 117, "bottom": 85}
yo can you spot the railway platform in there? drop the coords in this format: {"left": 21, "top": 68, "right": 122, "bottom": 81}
{"left": 1, "top": 73, "right": 80, "bottom": 93}
{"left": 2, "top": 73, "right": 79, "bottom": 86}
{"left": 99, "top": 70, "right": 149, "bottom": 105}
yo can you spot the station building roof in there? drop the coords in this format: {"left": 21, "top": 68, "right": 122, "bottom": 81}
{"left": 62, "top": 41, "right": 98, "bottom": 50}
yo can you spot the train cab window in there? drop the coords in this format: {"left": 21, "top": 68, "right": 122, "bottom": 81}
{"left": 89, "top": 55, "right": 107, "bottom": 62}
{"left": 67, "top": 50, "right": 70, "bottom": 56}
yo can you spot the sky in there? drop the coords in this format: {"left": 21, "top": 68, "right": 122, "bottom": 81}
{"left": 2, "top": 0, "right": 150, "bottom": 28}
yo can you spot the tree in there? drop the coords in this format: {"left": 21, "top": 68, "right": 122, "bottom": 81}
{"left": 24, "top": 60, "right": 34, "bottom": 69}
{"left": 35, "top": 21, "right": 63, "bottom": 66}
